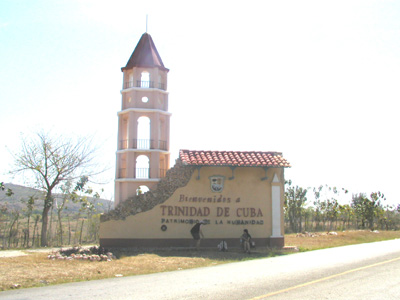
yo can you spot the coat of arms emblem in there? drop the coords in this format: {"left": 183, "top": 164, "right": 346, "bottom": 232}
{"left": 209, "top": 176, "right": 225, "bottom": 193}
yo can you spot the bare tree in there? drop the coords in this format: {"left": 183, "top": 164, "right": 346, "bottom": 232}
{"left": 10, "top": 131, "right": 99, "bottom": 246}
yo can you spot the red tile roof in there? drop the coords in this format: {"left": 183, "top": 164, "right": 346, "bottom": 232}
{"left": 179, "top": 150, "right": 291, "bottom": 168}
{"left": 122, "top": 33, "right": 169, "bottom": 72}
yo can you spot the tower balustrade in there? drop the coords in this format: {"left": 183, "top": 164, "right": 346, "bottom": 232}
{"left": 123, "top": 80, "right": 166, "bottom": 90}
{"left": 118, "top": 139, "right": 168, "bottom": 151}
{"left": 117, "top": 168, "right": 167, "bottom": 179}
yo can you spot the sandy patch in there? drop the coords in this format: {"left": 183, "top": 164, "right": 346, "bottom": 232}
{"left": 0, "top": 250, "right": 27, "bottom": 258}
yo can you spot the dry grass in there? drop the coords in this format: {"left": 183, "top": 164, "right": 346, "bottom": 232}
{"left": 285, "top": 230, "right": 400, "bottom": 251}
{"left": 1, "top": 230, "right": 399, "bottom": 291}
{"left": 0, "top": 248, "right": 266, "bottom": 291}
{"left": 0, "top": 252, "right": 226, "bottom": 291}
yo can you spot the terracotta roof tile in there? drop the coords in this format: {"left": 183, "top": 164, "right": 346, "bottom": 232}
{"left": 122, "top": 33, "right": 169, "bottom": 72}
{"left": 179, "top": 150, "right": 291, "bottom": 168}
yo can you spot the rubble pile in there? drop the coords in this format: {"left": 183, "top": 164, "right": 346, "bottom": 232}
{"left": 101, "top": 159, "right": 195, "bottom": 221}
{"left": 48, "top": 246, "right": 115, "bottom": 262}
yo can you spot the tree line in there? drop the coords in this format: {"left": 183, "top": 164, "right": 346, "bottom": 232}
{"left": 2, "top": 177, "right": 399, "bottom": 249}
{"left": 284, "top": 180, "right": 400, "bottom": 233}
{"left": 2, "top": 131, "right": 399, "bottom": 249}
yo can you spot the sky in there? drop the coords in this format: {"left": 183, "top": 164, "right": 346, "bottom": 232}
{"left": 1, "top": 0, "right": 400, "bottom": 205}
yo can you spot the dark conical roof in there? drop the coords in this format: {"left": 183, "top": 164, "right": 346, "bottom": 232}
{"left": 122, "top": 33, "right": 169, "bottom": 72}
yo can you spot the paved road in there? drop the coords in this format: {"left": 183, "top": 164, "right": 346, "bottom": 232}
{"left": 2, "top": 239, "right": 400, "bottom": 300}
{"left": 262, "top": 255, "right": 400, "bottom": 299}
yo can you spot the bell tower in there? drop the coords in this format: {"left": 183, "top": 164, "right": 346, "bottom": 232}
{"left": 115, "top": 33, "right": 171, "bottom": 205}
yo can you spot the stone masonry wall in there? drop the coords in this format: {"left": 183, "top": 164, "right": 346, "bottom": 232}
{"left": 100, "top": 159, "right": 195, "bottom": 222}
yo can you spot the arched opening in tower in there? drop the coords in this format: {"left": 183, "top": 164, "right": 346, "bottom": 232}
{"left": 137, "top": 116, "right": 150, "bottom": 149}
{"left": 135, "top": 155, "right": 150, "bottom": 179}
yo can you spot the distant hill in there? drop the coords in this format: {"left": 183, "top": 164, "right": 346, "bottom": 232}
{"left": 0, "top": 183, "right": 114, "bottom": 215}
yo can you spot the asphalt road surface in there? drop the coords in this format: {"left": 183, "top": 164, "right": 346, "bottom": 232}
{"left": 2, "top": 239, "right": 400, "bottom": 300}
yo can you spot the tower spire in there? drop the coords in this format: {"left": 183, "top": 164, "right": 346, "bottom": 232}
{"left": 122, "top": 32, "right": 168, "bottom": 72}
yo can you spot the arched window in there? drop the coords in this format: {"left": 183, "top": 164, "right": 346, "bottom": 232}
{"left": 137, "top": 116, "right": 150, "bottom": 149}
{"left": 140, "top": 71, "right": 150, "bottom": 88}
{"left": 136, "top": 155, "right": 149, "bottom": 179}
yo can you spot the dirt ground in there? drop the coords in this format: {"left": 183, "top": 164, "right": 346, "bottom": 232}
{"left": 0, "top": 246, "right": 96, "bottom": 258}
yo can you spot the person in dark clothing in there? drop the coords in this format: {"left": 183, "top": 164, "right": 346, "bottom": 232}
{"left": 190, "top": 220, "right": 205, "bottom": 249}
{"left": 241, "top": 229, "right": 252, "bottom": 253}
